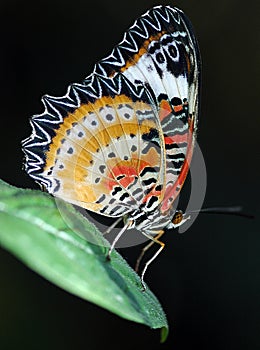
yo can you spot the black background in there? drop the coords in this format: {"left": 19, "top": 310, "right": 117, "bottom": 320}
{"left": 0, "top": 0, "right": 259, "bottom": 349}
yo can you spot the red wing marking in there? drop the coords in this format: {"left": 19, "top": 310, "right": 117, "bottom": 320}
{"left": 173, "top": 105, "right": 183, "bottom": 113}
{"left": 164, "top": 134, "right": 188, "bottom": 145}
{"left": 161, "top": 116, "right": 195, "bottom": 212}
{"left": 159, "top": 99, "right": 172, "bottom": 121}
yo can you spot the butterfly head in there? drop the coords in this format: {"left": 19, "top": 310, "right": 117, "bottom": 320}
{"left": 170, "top": 210, "right": 191, "bottom": 228}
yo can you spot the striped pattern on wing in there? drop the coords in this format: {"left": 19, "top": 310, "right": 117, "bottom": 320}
{"left": 92, "top": 5, "right": 200, "bottom": 215}
{"left": 22, "top": 76, "right": 165, "bottom": 217}
{"left": 22, "top": 5, "right": 200, "bottom": 227}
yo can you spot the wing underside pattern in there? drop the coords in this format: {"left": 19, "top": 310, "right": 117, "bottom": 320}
{"left": 22, "top": 5, "right": 200, "bottom": 222}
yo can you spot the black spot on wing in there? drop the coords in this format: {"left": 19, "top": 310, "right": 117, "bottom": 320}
{"left": 139, "top": 166, "right": 159, "bottom": 177}
{"left": 142, "top": 178, "right": 157, "bottom": 186}
{"left": 146, "top": 195, "right": 158, "bottom": 209}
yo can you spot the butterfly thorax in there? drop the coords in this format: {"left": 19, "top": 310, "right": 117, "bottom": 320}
{"left": 126, "top": 205, "right": 179, "bottom": 236}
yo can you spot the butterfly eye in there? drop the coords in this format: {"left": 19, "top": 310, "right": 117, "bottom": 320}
{"left": 172, "top": 210, "right": 183, "bottom": 225}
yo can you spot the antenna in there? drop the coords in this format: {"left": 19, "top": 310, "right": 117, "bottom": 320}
{"left": 188, "top": 206, "right": 254, "bottom": 219}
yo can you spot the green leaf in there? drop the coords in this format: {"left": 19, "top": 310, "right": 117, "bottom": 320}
{"left": 0, "top": 179, "right": 168, "bottom": 341}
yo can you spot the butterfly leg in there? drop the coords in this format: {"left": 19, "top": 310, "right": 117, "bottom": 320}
{"left": 103, "top": 217, "right": 123, "bottom": 236}
{"left": 138, "top": 231, "right": 165, "bottom": 291}
{"left": 106, "top": 220, "right": 133, "bottom": 261}
{"left": 135, "top": 231, "right": 164, "bottom": 272}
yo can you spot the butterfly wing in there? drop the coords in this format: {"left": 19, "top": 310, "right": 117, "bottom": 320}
{"left": 93, "top": 5, "right": 201, "bottom": 214}
{"left": 22, "top": 5, "right": 200, "bottom": 220}
{"left": 22, "top": 75, "right": 166, "bottom": 217}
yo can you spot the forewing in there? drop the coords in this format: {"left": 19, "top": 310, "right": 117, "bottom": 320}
{"left": 93, "top": 5, "right": 201, "bottom": 214}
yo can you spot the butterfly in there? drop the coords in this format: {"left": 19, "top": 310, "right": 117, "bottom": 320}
{"left": 22, "top": 5, "right": 201, "bottom": 288}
